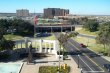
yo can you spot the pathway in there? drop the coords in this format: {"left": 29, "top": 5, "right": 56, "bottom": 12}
{"left": 20, "top": 55, "right": 80, "bottom": 73}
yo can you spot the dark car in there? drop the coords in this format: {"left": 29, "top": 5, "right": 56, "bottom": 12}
{"left": 35, "top": 33, "right": 41, "bottom": 37}
{"left": 80, "top": 43, "right": 86, "bottom": 48}
{"left": 103, "top": 64, "right": 110, "bottom": 72}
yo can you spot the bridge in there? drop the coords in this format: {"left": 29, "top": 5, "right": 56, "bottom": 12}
{"left": 35, "top": 24, "right": 82, "bottom": 32}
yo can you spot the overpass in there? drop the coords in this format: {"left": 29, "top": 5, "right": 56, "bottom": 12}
{"left": 35, "top": 24, "right": 82, "bottom": 33}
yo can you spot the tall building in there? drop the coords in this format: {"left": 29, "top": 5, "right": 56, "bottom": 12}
{"left": 16, "top": 9, "right": 29, "bottom": 17}
{"left": 44, "top": 8, "right": 69, "bottom": 18}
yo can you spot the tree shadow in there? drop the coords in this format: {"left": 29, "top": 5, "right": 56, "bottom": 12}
{"left": 0, "top": 49, "right": 50, "bottom": 63}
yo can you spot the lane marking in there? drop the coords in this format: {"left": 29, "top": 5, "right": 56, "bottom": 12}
{"left": 68, "top": 41, "right": 105, "bottom": 72}
{"left": 83, "top": 71, "right": 104, "bottom": 73}
{"left": 79, "top": 55, "right": 93, "bottom": 71}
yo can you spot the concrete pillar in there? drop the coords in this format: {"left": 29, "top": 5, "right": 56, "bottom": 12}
{"left": 21, "top": 42, "right": 22, "bottom": 49}
{"left": 39, "top": 39, "right": 42, "bottom": 53}
{"left": 35, "top": 42, "right": 37, "bottom": 52}
{"left": 71, "top": 26, "right": 72, "bottom": 32}
{"left": 54, "top": 40, "right": 59, "bottom": 55}
{"left": 61, "top": 26, "right": 63, "bottom": 32}
{"left": 31, "top": 41, "right": 32, "bottom": 46}
{"left": 53, "top": 41, "right": 56, "bottom": 51}
{"left": 51, "top": 26, "right": 52, "bottom": 33}
{"left": 25, "top": 37, "right": 28, "bottom": 53}
{"left": 48, "top": 42, "right": 51, "bottom": 53}
{"left": 49, "top": 42, "right": 51, "bottom": 50}
{"left": 16, "top": 43, "right": 18, "bottom": 49}
{"left": 45, "top": 42, "right": 47, "bottom": 53}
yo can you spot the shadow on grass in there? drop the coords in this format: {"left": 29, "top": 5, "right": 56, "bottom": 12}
{"left": 0, "top": 50, "right": 49, "bottom": 63}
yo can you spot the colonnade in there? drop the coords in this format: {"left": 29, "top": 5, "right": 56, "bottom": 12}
{"left": 15, "top": 38, "right": 59, "bottom": 55}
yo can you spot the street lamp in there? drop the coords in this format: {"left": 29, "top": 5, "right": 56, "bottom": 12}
{"left": 78, "top": 54, "right": 80, "bottom": 68}
{"left": 58, "top": 42, "right": 61, "bottom": 73}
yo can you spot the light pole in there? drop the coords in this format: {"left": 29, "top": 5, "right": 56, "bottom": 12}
{"left": 78, "top": 54, "right": 80, "bottom": 68}
{"left": 58, "top": 40, "right": 61, "bottom": 73}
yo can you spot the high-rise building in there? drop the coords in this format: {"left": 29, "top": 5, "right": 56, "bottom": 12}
{"left": 44, "top": 8, "right": 69, "bottom": 18}
{"left": 16, "top": 9, "right": 29, "bottom": 17}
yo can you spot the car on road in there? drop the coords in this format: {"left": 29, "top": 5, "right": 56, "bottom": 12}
{"left": 80, "top": 43, "right": 87, "bottom": 48}
{"left": 36, "top": 33, "right": 41, "bottom": 37}
{"left": 103, "top": 64, "right": 110, "bottom": 72}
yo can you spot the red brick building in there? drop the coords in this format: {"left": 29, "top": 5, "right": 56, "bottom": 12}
{"left": 44, "top": 8, "right": 69, "bottom": 18}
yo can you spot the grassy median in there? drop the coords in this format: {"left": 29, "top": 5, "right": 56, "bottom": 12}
{"left": 76, "top": 28, "right": 98, "bottom": 36}
{"left": 39, "top": 66, "right": 70, "bottom": 73}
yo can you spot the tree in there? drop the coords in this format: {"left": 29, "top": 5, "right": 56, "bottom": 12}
{"left": 58, "top": 31, "right": 78, "bottom": 56}
{"left": 68, "top": 18, "right": 80, "bottom": 25}
{"left": 96, "top": 22, "right": 110, "bottom": 56}
{"left": 0, "top": 38, "right": 15, "bottom": 51}
{"left": 0, "top": 27, "right": 4, "bottom": 39}
{"left": 0, "top": 19, "right": 34, "bottom": 36}
{"left": 83, "top": 19, "right": 99, "bottom": 32}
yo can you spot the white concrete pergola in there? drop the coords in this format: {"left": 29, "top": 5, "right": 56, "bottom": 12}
{"left": 15, "top": 37, "right": 59, "bottom": 55}
{"left": 15, "top": 37, "right": 64, "bottom": 61}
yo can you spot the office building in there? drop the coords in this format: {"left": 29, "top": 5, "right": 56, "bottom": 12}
{"left": 16, "top": 9, "right": 29, "bottom": 17}
{"left": 44, "top": 8, "right": 69, "bottom": 18}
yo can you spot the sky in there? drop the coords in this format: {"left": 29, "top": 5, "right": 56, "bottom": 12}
{"left": 0, "top": 0, "right": 110, "bottom": 15}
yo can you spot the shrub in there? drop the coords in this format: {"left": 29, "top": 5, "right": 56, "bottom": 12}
{"left": 39, "top": 66, "right": 70, "bottom": 73}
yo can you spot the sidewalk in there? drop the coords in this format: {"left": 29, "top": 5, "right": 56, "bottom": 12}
{"left": 20, "top": 55, "right": 80, "bottom": 73}
{"left": 64, "top": 55, "right": 80, "bottom": 73}
{"left": 102, "top": 56, "right": 110, "bottom": 62}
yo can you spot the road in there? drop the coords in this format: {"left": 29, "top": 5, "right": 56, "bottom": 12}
{"left": 78, "top": 34, "right": 96, "bottom": 39}
{"left": 54, "top": 33, "right": 110, "bottom": 73}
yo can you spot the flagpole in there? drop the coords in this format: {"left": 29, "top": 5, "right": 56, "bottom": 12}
{"left": 34, "top": 16, "right": 38, "bottom": 38}
{"left": 34, "top": 22, "right": 36, "bottom": 38}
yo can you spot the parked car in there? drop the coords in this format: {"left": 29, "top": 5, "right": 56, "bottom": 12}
{"left": 35, "top": 33, "right": 40, "bottom": 37}
{"left": 103, "top": 64, "right": 110, "bottom": 72}
{"left": 80, "top": 43, "right": 86, "bottom": 48}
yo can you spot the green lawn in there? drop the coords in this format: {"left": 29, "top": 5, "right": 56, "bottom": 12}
{"left": 39, "top": 66, "right": 70, "bottom": 73}
{"left": 43, "top": 34, "right": 57, "bottom": 40}
{"left": 76, "top": 28, "right": 98, "bottom": 36}
{"left": 5, "top": 34, "right": 57, "bottom": 50}
{"left": 35, "top": 33, "right": 57, "bottom": 40}
{"left": 4, "top": 33, "right": 56, "bottom": 40}
{"left": 73, "top": 36, "right": 107, "bottom": 53}
{"left": 4, "top": 34, "right": 24, "bottom": 40}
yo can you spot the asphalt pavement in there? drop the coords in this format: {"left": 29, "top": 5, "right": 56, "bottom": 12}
{"left": 54, "top": 33, "right": 110, "bottom": 73}
{"left": 78, "top": 34, "right": 96, "bottom": 39}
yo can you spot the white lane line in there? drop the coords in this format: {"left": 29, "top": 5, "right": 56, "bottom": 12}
{"left": 68, "top": 41, "right": 105, "bottom": 72}
{"left": 83, "top": 71, "right": 104, "bottom": 73}
{"left": 78, "top": 55, "right": 94, "bottom": 71}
